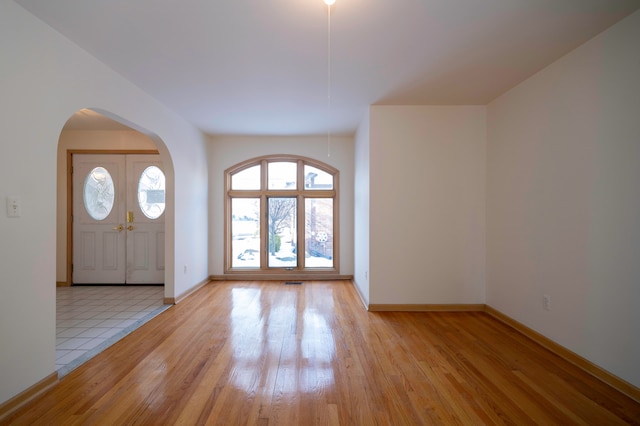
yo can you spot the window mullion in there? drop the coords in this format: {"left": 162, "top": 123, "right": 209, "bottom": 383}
{"left": 260, "top": 161, "right": 267, "bottom": 270}
{"left": 298, "top": 194, "right": 305, "bottom": 270}
{"left": 228, "top": 190, "right": 263, "bottom": 198}
{"left": 261, "top": 159, "right": 268, "bottom": 190}
{"left": 297, "top": 159, "right": 304, "bottom": 191}
{"left": 260, "top": 194, "right": 267, "bottom": 269}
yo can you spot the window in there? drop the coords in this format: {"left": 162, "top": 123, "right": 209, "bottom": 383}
{"left": 225, "top": 155, "right": 338, "bottom": 274}
{"left": 83, "top": 167, "right": 115, "bottom": 220}
{"left": 138, "top": 166, "right": 166, "bottom": 219}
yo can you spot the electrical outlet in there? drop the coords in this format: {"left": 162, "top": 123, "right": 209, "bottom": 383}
{"left": 365, "top": 271, "right": 368, "bottom": 280}
{"left": 183, "top": 265, "right": 188, "bottom": 274}
{"left": 543, "top": 294, "right": 551, "bottom": 311}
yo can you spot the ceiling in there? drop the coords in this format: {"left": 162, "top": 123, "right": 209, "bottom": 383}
{"left": 16, "top": 0, "right": 640, "bottom": 136}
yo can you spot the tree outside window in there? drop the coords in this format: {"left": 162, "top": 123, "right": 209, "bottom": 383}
{"left": 225, "top": 155, "right": 338, "bottom": 273}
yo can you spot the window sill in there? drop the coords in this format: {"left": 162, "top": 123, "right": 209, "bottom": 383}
{"left": 211, "top": 273, "right": 353, "bottom": 281}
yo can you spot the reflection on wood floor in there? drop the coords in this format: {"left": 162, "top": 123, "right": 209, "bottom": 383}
{"left": 5, "top": 281, "right": 640, "bottom": 424}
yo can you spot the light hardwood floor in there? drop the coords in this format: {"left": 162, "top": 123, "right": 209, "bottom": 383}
{"left": 4, "top": 281, "right": 640, "bottom": 425}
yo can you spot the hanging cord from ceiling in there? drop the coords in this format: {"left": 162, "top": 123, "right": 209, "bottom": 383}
{"left": 326, "top": 0, "right": 333, "bottom": 157}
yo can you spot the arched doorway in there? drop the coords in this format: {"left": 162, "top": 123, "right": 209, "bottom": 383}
{"left": 57, "top": 109, "right": 174, "bottom": 289}
{"left": 55, "top": 108, "right": 174, "bottom": 374}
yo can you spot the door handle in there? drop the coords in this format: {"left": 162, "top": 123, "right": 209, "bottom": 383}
{"left": 127, "top": 225, "right": 135, "bottom": 231}
{"left": 112, "top": 224, "right": 124, "bottom": 231}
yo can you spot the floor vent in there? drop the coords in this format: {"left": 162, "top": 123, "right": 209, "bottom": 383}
{"left": 284, "top": 281, "right": 303, "bottom": 285}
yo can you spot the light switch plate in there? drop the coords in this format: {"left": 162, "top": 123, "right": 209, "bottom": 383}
{"left": 7, "top": 196, "right": 21, "bottom": 217}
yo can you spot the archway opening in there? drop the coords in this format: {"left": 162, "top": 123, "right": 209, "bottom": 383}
{"left": 54, "top": 108, "right": 174, "bottom": 375}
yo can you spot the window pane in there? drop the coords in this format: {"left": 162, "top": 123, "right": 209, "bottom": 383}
{"left": 232, "top": 165, "right": 261, "bottom": 190}
{"left": 268, "top": 198, "right": 297, "bottom": 268}
{"left": 138, "top": 166, "right": 166, "bottom": 219}
{"left": 84, "top": 167, "right": 115, "bottom": 221}
{"left": 231, "top": 198, "right": 260, "bottom": 268}
{"left": 268, "top": 162, "right": 296, "bottom": 190}
{"left": 305, "top": 198, "right": 333, "bottom": 268}
{"left": 304, "top": 165, "right": 333, "bottom": 190}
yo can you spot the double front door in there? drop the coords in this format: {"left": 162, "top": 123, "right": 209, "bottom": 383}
{"left": 73, "top": 154, "right": 165, "bottom": 284}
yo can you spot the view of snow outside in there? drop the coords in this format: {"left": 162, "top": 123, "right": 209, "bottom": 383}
{"left": 231, "top": 162, "right": 333, "bottom": 269}
{"left": 232, "top": 200, "right": 333, "bottom": 268}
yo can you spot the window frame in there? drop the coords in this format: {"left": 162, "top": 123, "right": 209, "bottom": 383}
{"left": 224, "top": 155, "right": 339, "bottom": 276}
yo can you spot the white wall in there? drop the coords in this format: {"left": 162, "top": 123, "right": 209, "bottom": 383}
{"left": 369, "top": 106, "right": 486, "bottom": 305}
{"left": 353, "top": 111, "right": 371, "bottom": 306}
{"left": 487, "top": 10, "right": 640, "bottom": 388}
{"left": 56, "top": 130, "right": 158, "bottom": 282}
{"left": 208, "top": 135, "right": 354, "bottom": 276}
{"left": 0, "top": 2, "right": 208, "bottom": 404}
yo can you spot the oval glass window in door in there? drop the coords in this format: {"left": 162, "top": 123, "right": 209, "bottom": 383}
{"left": 83, "top": 167, "right": 115, "bottom": 220}
{"left": 138, "top": 166, "right": 166, "bottom": 219}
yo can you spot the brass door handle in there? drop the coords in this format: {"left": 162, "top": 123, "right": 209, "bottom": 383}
{"left": 112, "top": 225, "right": 124, "bottom": 231}
{"left": 127, "top": 225, "right": 135, "bottom": 231}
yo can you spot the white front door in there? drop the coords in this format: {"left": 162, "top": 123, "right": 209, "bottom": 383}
{"left": 72, "top": 154, "right": 165, "bottom": 284}
{"left": 125, "top": 155, "right": 165, "bottom": 284}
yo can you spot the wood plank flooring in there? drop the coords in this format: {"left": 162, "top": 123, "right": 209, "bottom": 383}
{"left": 4, "top": 281, "right": 640, "bottom": 425}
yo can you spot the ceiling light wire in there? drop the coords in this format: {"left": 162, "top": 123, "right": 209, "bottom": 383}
{"left": 326, "top": 1, "right": 332, "bottom": 158}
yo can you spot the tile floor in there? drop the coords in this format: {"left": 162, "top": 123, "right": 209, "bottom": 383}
{"left": 56, "top": 285, "right": 170, "bottom": 377}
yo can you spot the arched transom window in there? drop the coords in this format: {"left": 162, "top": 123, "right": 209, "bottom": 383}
{"left": 225, "top": 155, "right": 339, "bottom": 274}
